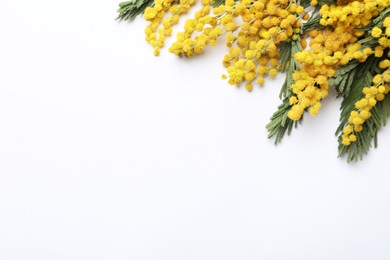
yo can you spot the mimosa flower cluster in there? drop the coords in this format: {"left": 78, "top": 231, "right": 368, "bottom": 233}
{"left": 117, "top": 0, "right": 390, "bottom": 162}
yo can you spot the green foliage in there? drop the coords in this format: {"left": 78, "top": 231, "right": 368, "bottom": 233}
{"left": 211, "top": 0, "right": 226, "bottom": 7}
{"left": 331, "top": 57, "right": 381, "bottom": 97}
{"left": 279, "top": 38, "right": 302, "bottom": 98}
{"left": 334, "top": 56, "right": 389, "bottom": 162}
{"left": 301, "top": 0, "right": 335, "bottom": 8}
{"left": 267, "top": 38, "right": 303, "bottom": 144}
{"left": 117, "top": 0, "right": 154, "bottom": 21}
{"left": 279, "top": 41, "right": 292, "bottom": 73}
{"left": 338, "top": 94, "right": 390, "bottom": 162}
{"left": 266, "top": 98, "right": 301, "bottom": 144}
{"left": 330, "top": 60, "right": 360, "bottom": 96}
{"left": 302, "top": 13, "right": 323, "bottom": 31}
{"left": 117, "top": 0, "right": 234, "bottom": 21}
{"left": 318, "top": 0, "right": 336, "bottom": 5}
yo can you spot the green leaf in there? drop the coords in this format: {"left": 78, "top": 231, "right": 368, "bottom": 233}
{"left": 338, "top": 94, "right": 390, "bottom": 162}
{"left": 267, "top": 37, "right": 303, "bottom": 143}
{"left": 211, "top": 0, "right": 225, "bottom": 7}
{"left": 335, "top": 56, "right": 390, "bottom": 162}
{"left": 116, "top": 0, "right": 154, "bottom": 21}
{"left": 266, "top": 98, "right": 301, "bottom": 144}
{"left": 278, "top": 37, "right": 302, "bottom": 99}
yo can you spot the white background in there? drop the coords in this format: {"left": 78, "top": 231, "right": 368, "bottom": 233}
{"left": 1, "top": 1, "right": 390, "bottom": 259}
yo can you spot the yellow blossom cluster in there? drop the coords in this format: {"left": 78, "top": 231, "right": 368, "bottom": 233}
{"left": 169, "top": 0, "right": 222, "bottom": 57}
{"left": 287, "top": 26, "right": 364, "bottom": 120}
{"left": 144, "top": 0, "right": 196, "bottom": 55}
{"left": 341, "top": 68, "right": 390, "bottom": 145}
{"left": 220, "top": 0, "right": 309, "bottom": 91}
{"left": 319, "top": 0, "right": 390, "bottom": 28}
{"left": 287, "top": 1, "right": 390, "bottom": 122}
{"left": 371, "top": 17, "right": 390, "bottom": 48}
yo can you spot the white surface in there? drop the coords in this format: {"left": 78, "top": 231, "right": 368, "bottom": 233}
{"left": 1, "top": 1, "right": 390, "bottom": 259}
